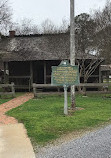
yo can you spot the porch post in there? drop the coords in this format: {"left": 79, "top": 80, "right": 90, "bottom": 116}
{"left": 44, "top": 61, "right": 46, "bottom": 84}
{"left": 99, "top": 65, "right": 101, "bottom": 83}
{"left": 107, "top": 71, "right": 109, "bottom": 83}
{"left": 4, "top": 62, "right": 9, "bottom": 83}
{"left": 30, "top": 61, "right": 33, "bottom": 86}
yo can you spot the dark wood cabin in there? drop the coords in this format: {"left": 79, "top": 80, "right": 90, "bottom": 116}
{"left": 0, "top": 32, "right": 103, "bottom": 90}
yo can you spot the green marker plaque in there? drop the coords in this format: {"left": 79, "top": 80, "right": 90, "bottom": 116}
{"left": 51, "top": 60, "right": 79, "bottom": 86}
{"left": 51, "top": 60, "right": 79, "bottom": 115}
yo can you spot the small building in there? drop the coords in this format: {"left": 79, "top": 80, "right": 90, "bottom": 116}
{"left": 0, "top": 31, "right": 103, "bottom": 90}
{"left": 101, "top": 65, "right": 111, "bottom": 83}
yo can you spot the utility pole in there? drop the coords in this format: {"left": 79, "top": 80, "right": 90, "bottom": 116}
{"left": 70, "top": 0, "right": 75, "bottom": 109}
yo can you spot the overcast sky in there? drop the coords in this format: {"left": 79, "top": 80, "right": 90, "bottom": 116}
{"left": 10, "top": 0, "right": 107, "bottom": 26}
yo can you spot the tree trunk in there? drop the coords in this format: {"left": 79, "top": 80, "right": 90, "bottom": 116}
{"left": 71, "top": 85, "right": 75, "bottom": 108}
{"left": 83, "top": 78, "right": 87, "bottom": 96}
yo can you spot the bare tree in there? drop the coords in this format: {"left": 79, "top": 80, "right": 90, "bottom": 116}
{"left": 11, "top": 16, "right": 69, "bottom": 35}
{"left": 76, "top": 53, "right": 103, "bottom": 94}
{"left": 93, "top": 0, "right": 111, "bottom": 32}
{"left": 74, "top": 13, "right": 103, "bottom": 94}
{"left": 0, "top": 0, "right": 12, "bottom": 34}
{"left": 58, "top": 18, "right": 69, "bottom": 33}
{"left": 41, "top": 18, "right": 58, "bottom": 34}
{"left": 12, "top": 18, "right": 40, "bottom": 35}
{"left": 93, "top": 0, "right": 111, "bottom": 64}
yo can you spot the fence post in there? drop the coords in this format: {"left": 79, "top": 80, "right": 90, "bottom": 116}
{"left": 11, "top": 82, "right": 15, "bottom": 97}
{"left": 33, "top": 83, "right": 37, "bottom": 98}
{"left": 57, "top": 87, "right": 60, "bottom": 92}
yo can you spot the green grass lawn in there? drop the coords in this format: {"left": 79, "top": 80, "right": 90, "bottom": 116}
{"left": 109, "top": 85, "right": 111, "bottom": 91}
{"left": 7, "top": 93, "right": 111, "bottom": 145}
{"left": 0, "top": 92, "right": 25, "bottom": 105}
{"left": 0, "top": 98, "right": 11, "bottom": 104}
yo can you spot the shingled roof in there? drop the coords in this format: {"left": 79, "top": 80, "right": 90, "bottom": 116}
{"left": 0, "top": 33, "right": 98, "bottom": 62}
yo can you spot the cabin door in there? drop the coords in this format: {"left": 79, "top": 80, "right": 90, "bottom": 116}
{"left": 33, "top": 61, "right": 44, "bottom": 84}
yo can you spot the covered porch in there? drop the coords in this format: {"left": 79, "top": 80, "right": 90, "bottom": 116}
{"left": 4, "top": 60, "right": 60, "bottom": 91}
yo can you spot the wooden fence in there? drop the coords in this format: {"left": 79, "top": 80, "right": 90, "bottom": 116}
{"left": 9, "top": 76, "right": 31, "bottom": 91}
{"left": 0, "top": 82, "right": 15, "bottom": 97}
{"left": 33, "top": 83, "right": 61, "bottom": 97}
{"left": 77, "top": 83, "right": 110, "bottom": 90}
{"left": 33, "top": 83, "right": 111, "bottom": 97}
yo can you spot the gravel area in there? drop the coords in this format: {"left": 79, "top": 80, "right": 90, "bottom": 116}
{"left": 36, "top": 124, "right": 111, "bottom": 158}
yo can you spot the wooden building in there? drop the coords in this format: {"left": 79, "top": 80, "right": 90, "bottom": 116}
{"left": 101, "top": 65, "right": 111, "bottom": 83}
{"left": 0, "top": 32, "right": 103, "bottom": 90}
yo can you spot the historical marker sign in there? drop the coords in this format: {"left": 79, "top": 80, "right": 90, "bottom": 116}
{"left": 51, "top": 60, "right": 79, "bottom": 86}
{"left": 51, "top": 60, "right": 79, "bottom": 115}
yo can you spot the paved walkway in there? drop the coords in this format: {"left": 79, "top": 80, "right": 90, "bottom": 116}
{"left": 0, "top": 93, "right": 33, "bottom": 125}
{"left": 0, "top": 93, "right": 35, "bottom": 158}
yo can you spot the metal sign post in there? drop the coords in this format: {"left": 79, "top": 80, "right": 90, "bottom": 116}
{"left": 51, "top": 60, "right": 79, "bottom": 115}
{"left": 64, "top": 85, "right": 68, "bottom": 115}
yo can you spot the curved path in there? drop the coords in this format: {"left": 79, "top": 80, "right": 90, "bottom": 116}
{"left": 0, "top": 93, "right": 33, "bottom": 125}
{"left": 0, "top": 93, "right": 35, "bottom": 158}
